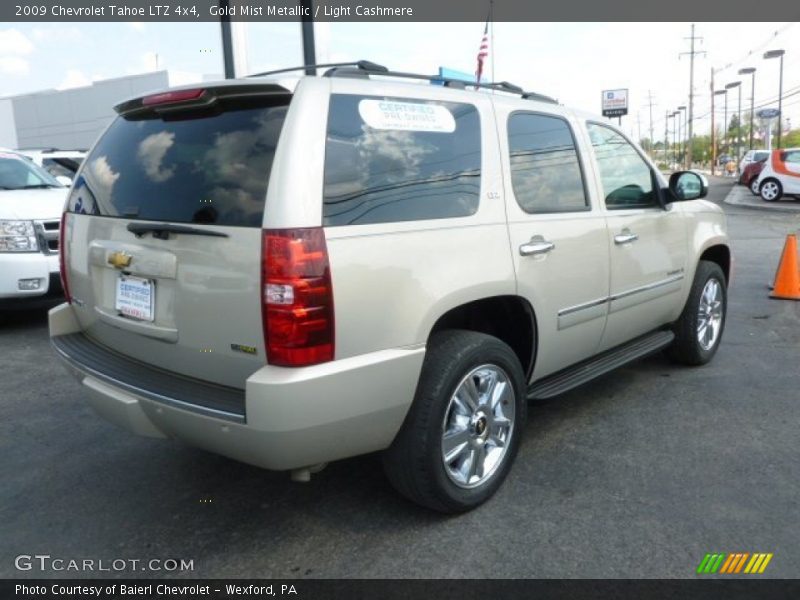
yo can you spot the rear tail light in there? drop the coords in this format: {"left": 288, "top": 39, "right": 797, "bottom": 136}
{"left": 59, "top": 211, "right": 71, "bottom": 304}
{"left": 261, "top": 228, "right": 334, "bottom": 367}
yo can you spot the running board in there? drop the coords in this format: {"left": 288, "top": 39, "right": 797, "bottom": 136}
{"left": 527, "top": 330, "right": 675, "bottom": 400}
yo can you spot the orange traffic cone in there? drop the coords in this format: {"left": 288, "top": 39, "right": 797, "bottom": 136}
{"left": 770, "top": 234, "right": 800, "bottom": 300}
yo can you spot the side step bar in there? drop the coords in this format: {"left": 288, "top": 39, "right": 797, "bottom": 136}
{"left": 527, "top": 330, "right": 675, "bottom": 400}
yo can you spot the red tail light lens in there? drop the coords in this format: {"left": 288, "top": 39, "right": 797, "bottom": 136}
{"left": 261, "top": 228, "right": 334, "bottom": 367}
{"left": 59, "top": 211, "right": 71, "bottom": 304}
{"left": 142, "top": 88, "right": 205, "bottom": 107}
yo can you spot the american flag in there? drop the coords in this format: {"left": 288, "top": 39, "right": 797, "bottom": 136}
{"left": 475, "top": 21, "right": 489, "bottom": 84}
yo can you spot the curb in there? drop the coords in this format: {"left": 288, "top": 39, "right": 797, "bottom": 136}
{"left": 723, "top": 184, "right": 800, "bottom": 213}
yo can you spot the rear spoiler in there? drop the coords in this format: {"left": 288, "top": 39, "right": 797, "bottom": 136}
{"left": 114, "top": 82, "right": 293, "bottom": 118}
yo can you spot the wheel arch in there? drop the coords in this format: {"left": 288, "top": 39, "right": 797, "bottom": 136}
{"left": 699, "top": 244, "right": 731, "bottom": 284}
{"left": 427, "top": 295, "right": 538, "bottom": 381}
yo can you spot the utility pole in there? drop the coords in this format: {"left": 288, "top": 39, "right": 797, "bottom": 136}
{"left": 711, "top": 68, "right": 716, "bottom": 175}
{"left": 664, "top": 111, "right": 669, "bottom": 167}
{"left": 680, "top": 24, "right": 706, "bottom": 169}
{"left": 646, "top": 90, "right": 656, "bottom": 156}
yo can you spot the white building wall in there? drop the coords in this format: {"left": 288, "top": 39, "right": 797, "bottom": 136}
{"left": 11, "top": 71, "right": 170, "bottom": 150}
{"left": 0, "top": 99, "right": 18, "bottom": 149}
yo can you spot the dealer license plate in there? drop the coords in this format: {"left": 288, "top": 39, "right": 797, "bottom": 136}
{"left": 115, "top": 274, "right": 154, "bottom": 322}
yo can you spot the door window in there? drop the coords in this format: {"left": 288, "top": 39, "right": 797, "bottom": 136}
{"left": 507, "top": 112, "right": 588, "bottom": 213}
{"left": 587, "top": 123, "right": 657, "bottom": 209}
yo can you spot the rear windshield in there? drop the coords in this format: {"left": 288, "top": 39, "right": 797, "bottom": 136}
{"left": 754, "top": 151, "right": 770, "bottom": 162}
{"left": 67, "top": 98, "right": 288, "bottom": 227}
{"left": 322, "top": 94, "right": 481, "bottom": 226}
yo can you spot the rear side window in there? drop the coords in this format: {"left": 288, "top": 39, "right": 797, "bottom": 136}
{"left": 67, "top": 98, "right": 288, "bottom": 227}
{"left": 507, "top": 112, "right": 588, "bottom": 213}
{"left": 322, "top": 95, "right": 481, "bottom": 226}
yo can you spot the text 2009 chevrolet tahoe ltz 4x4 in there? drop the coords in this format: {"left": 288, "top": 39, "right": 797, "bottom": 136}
{"left": 50, "top": 63, "right": 729, "bottom": 512}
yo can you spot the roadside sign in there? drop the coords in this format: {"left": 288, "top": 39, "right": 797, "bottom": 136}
{"left": 757, "top": 108, "right": 781, "bottom": 119}
{"left": 602, "top": 89, "right": 628, "bottom": 118}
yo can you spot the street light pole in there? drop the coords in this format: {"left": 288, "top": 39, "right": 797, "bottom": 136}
{"left": 726, "top": 81, "right": 742, "bottom": 167}
{"left": 672, "top": 111, "right": 680, "bottom": 166}
{"left": 714, "top": 89, "right": 727, "bottom": 168}
{"left": 764, "top": 49, "right": 786, "bottom": 148}
{"left": 678, "top": 105, "right": 687, "bottom": 167}
{"left": 739, "top": 67, "right": 756, "bottom": 149}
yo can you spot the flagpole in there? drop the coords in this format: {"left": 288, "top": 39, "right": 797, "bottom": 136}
{"left": 490, "top": 0, "right": 495, "bottom": 89}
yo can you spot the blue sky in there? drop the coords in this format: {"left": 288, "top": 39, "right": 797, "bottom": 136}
{"left": 1, "top": 21, "right": 798, "bottom": 140}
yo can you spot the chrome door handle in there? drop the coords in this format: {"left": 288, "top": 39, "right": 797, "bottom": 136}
{"left": 614, "top": 231, "right": 639, "bottom": 245}
{"left": 519, "top": 238, "right": 555, "bottom": 256}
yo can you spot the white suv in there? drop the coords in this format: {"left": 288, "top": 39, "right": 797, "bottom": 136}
{"left": 49, "top": 62, "right": 730, "bottom": 512}
{"left": 0, "top": 150, "right": 68, "bottom": 304}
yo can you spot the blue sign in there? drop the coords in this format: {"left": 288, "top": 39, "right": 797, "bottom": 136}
{"left": 757, "top": 108, "right": 781, "bottom": 119}
{"left": 433, "top": 67, "right": 477, "bottom": 86}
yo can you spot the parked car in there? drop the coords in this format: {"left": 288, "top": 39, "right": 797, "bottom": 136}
{"left": 740, "top": 157, "right": 768, "bottom": 195}
{"left": 49, "top": 63, "right": 730, "bottom": 512}
{"left": 18, "top": 148, "right": 86, "bottom": 183}
{"left": 717, "top": 154, "right": 732, "bottom": 167}
{"left": 0, "top": 150, "right": 67, "bottom": 305}
{"left": 738, "top": 149, "right": 770, "bottom": 174}
{"left": 756, "top": 147, "right": 800, "bottom": 202}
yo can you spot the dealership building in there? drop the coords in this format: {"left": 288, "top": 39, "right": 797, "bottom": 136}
{"left": 0, "top": 71, "right": 204, "bottom": 151}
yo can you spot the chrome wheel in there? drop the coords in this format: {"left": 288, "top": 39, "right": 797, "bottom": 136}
{"left": 761, "top": 181, "right": 781, "bottom": 201}
{"left": 441, "top": 364, "right": 515, "bottom": 489}
{"left": 697, "top": 278, "right": 724, "bottom": 351}
{"left": 750, "top": 179, "right": 760, "bottom": 195}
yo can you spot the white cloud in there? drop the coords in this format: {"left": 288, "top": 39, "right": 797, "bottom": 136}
{"left": 129, "top": 22, "right": 146, "bottom": 33}
{"left": 137, "top": 132, "right": 175, "bottom": 183}
{"left": 57, "top": 69, "right": 92, "bottom": 90}
{"left": 32, "top": 26, "right": 84, "bottom": 44}
{"left": 0, "top": 28, "right": 34, "bottom": 56}
{"left": 0, "top": 56, "right": 29, "bottom": 75}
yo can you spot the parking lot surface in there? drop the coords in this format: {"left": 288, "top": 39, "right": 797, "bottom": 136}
{"left": 2, "top": 177, "right": 799, "bottom": 579}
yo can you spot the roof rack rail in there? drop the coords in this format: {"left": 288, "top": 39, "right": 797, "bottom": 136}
{"left": 522, "top": 91, "right": 559, "bottom": 104}
{"left": 249, "top": 59, "right": 558, "bottom": 105}
{"left": 247, "top": 60, "right": 388, "bottom": 79}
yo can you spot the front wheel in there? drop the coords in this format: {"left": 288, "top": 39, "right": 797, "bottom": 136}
{"left": 668, "top": 261, "right": 727, "bottom": 366}
{"left": 760, "top": 179, "right": 783, "bottom": 202}
{"left": 383, "top": 330, "right": 526, "bottom": 513}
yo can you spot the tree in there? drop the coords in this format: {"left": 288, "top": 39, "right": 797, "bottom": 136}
{"left": 782, "top": 129, "right": 800, "bottom": 148}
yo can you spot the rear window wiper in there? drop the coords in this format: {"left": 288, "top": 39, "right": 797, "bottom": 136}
{"left": 21, "top": 183, "right": 61, "bottom": 189}
{"left": 126, "top": 222, "right": 229, "bottom": 240}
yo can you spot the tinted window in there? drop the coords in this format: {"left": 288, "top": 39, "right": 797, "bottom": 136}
{"left": 322, "top": 95, "right": 481, "bottom": 226}
{"left": 67, "top": 99, "right": 288, "bottom": 226}
{"left": 587, "top": 123, "right": 656, "bottom": 209}
{"left": 754, "top": 151, "right": 770, "bottom": 162}
{"left": 507, "top": 113, "right": 587, "bottom": 213}
{"left": 43, "top": 158, "right": 79, "bottom": 179}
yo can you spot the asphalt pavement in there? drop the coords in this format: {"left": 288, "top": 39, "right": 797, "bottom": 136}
{"left": 2, "top": 177, "right": 799, "bottom": 579}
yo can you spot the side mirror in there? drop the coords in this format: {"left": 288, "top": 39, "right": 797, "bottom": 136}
{"left": 668, "top": 170, "right": 708, "bottom": 201}
{"left": 55, "top": 175, "right": 73, "bottom": 187}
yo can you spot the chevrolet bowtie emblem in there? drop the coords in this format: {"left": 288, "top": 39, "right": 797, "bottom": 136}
{"left": 107, "top": 251, "right": 132, "bottom": 269}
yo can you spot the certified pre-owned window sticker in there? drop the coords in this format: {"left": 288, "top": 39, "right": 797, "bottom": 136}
{"left": 358, "top": 99, "right": 456, "bottom": 133}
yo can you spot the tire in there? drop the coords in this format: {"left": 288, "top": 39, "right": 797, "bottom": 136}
{"left": 749, "top": 178, "right": 760, "bottom": 195}
{"left": 383, "top": 330, "right": 527, "bottom": 513}
{"left": 667, "top": 261, "right": 727, "bottom": 366}
{"left": 760, "top": 178, "right": 783, "bottom": 202}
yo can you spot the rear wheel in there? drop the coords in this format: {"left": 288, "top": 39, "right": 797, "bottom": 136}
{"left": 383, "top": 330, "right": 526, "bottom": 513}
{"left": 760, "top": 179, "right": 783, "bottom": 202}
{"left": 749, "top": 178, "right": 760, "bottom": 195}
{"left": 668, "top": 261, "right": 727, "bottom": 366}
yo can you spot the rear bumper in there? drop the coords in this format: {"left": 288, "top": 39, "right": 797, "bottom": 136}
{"left": 49, "top": 303, "right": 424, "bottom": 471}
